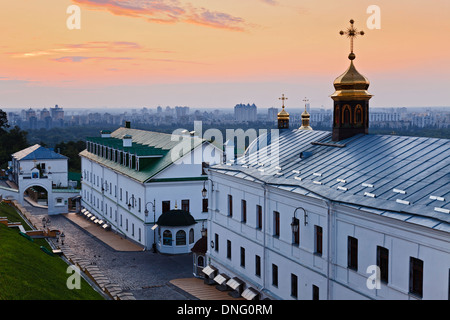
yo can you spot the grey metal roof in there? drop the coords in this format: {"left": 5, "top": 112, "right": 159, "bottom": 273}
{"left": 211, "top": 129, "right": 450, "bottom": 231}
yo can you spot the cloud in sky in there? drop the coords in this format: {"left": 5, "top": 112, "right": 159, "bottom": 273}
{"left": 259, "top": 0, "right": 278, "bottom": 5}
{"left": 52, "top": 56, "right": 133, "bottom": 63}
{"left": 71, "top": 0, "right": 248, "bottom": 31}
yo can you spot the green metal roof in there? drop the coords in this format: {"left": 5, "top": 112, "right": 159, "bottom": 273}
{"left": 81, "top": 128, "right": 206, "bottom": 183}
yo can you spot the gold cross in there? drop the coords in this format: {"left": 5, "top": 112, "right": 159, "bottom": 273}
{"left": 339, "top": 19, "right": 365, "bottom": 55}
{"left": 279, "top": 94, "right": 288, "bottom": 107}
{"left": 303, "top": 97, "right": 309, "bottom": 111}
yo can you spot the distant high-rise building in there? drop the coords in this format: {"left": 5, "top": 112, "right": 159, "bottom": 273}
{"left": 234, "top": 103, "right": 257, "bottom": 122}
{"left": 40, "top": 108, "right": 50, "bottom": 121}
{"left": 50, "top": 104, "right": 64, "bottom": 121}
{"left": 268, "top": 107, "right": 278, "bottom": 123}
{"left": 175, "top": 106, "right": 189, "bottom": 119}
{"left": 25, "top": 108, "right": 36, "bottom": 121}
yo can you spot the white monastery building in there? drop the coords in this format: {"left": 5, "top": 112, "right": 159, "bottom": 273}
{"left": 0, "top": 144, "right": 78, "bottom": 215}
{"left": 79, "top": 122, "right": 221, "bottom": 252}
{"left": 203, "top": 21, "right": 450, "bottom": 300}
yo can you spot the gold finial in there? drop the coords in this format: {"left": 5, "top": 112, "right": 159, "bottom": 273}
{"left": 303, "top": 97, "right": 309, "bottom": 112}
{"left": 279, "top": 94, "right": 288, "bottom": 108}
{"left": 339, "top": 19, "right": 365, "bottom": 60}
{"left": 300, "top": 97, "right": 312, "bottom": 131}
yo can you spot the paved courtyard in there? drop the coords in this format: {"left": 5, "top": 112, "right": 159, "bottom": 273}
{"left": 21, "top": 202, "right": 197, "bottom": 300}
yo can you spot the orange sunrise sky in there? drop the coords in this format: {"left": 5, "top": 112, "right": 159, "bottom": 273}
{"left": 0, "top": 0, "right": 449, "bottom": 110}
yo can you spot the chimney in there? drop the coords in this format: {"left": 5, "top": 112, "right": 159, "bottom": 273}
{"left": 101, "top": 130, "right": 111, "bottom": 138}
{"left": 123, "top": 134, "right": 132, "bottom": 147}
{"left": 125, "top": 121, "right": 131, "bottom": 128}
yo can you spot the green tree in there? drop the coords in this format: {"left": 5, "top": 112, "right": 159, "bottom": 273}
{"left": 54, "top": 140, "right": 86, "bottom": 172}
{"left": 0, "top": 109, "right": 29, "bottom": 168}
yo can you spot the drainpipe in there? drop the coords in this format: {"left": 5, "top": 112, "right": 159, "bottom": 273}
{"left": 324, "top": 198, "right": 333, "bottom": 300}
{"left": 261, "top": 181, "right": 268, "bottom": 298}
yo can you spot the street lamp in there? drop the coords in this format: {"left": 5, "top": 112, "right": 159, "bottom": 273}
{"left": 127, "top": 195, "right": 136, "bottom": 210}
{"left": 101, "top": 181, "right": 109, "bottom": 193}
{"left": 201, "top": 179, "right": 214, "bottom": 199}
{"left": 144, "top": 199, "right": 157, "bottom": 253}
{"left": 292, "top": 207, "right": 308, "bottom": 231}
{"left": 60, "top": 232, "right": 65, "bottom": 245}
{"left": 42, "top": 217, "right": 47, "bottom": 229}
{"left": 201, "top": 220, "right": 207, "bottom": 237}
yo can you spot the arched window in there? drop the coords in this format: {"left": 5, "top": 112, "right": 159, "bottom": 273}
{"left": 189, "top": 228, "right": 194, "bottom": 244}
{"left": 198, "top": 256, "right": 205, "bottom": 267}
{"left": 335, "top": 106, "right": 340, "bottom": 124}
{"left": 176, "top": 230, "right": 186, "bottom": 246}
{"left": 342, "top": 105, "right": 351, "bottom": 124}
{"left": 355, "top": 105, "right": 363, "bottom": 124}
{"left": 163, "top": 230, "right": 172, "bottom": 246}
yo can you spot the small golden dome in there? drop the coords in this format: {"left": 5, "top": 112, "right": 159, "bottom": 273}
{"left": 278, "top": 106, "right": 290, "bottom": 119}
{"left": 299, "top": 107, "right": 312, "bottom": 130}
{"left": 331, "top": 58, "right": 372, "bottom": 101}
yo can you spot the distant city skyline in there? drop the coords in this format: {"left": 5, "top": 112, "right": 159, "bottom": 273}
{"left": 1, "top": 1, "right": 449, "bottom": 109}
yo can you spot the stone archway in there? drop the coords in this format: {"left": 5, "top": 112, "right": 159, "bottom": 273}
{"left": 17, "top": 178, "right": 54, "bottom": 214}
{"left": 23, "top": 185, "right": 48, "bottom": 207}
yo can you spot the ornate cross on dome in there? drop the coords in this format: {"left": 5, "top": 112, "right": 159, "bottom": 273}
{"left": 339, "top": 19, "right": 365, "bottom": 60}
{"left": 303, "top": 97, "right": 309, "bottom": 110}
{"left": 279, "top": 94, "right": 288, "bottom": 107}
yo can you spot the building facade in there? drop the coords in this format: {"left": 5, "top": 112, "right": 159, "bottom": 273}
{"left": 80, "top": 125, "right": 222, "bottom": 252}
{"left": 203, "top": 21, "right": 450, "bottom": 300}
{"left": 1, "top": 144, "right": 78, "bottom": 215}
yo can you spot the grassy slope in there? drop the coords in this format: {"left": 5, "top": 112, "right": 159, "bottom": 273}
{"left": 0, "top": 203, "right": 104, "bottom": 300}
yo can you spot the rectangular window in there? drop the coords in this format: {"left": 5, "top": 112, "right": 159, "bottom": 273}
{"left": 257, "top": 205, "right": 262, "bottom": 230}
{"left": 274, "top": 211, "right": 280, "bottom": 237}
{"left": 182, "top": 199, "right": 190, "bottom": 212}
{"left": 120, "top": 188, "right": 122, "bottom": 201}
{"left": 126, "top": 191, "right": 128, "bottom": 205}
{"left": 409, "top": 257, "right": 423, "bottom": 298}
{"left": 202, "top": 198, "right": 208, "bottom": 213}
{"left": 138, "top": 197, "right": 141, "bottom": 212}
{"left": 292, "top": 217, "right": 299, "bottom": 245}
{"left": 228, "top": 195, "right": 233, "bottom": 217}
{"left": 377, "top": 246, "right": 389, "bottom": 283}
{"left": 227, "top": 240, "right": 232, "bottom": 260}
{"left": 315, "top": 225, "right": 323, "bottom": 256}
{"left": 312, "top": 285, "right": 319, "bottom": 300}
{"left": 347, "top": 236, "right": 358, "bottom": 271}
{"left": 240, "top": 247, "right": 245, "bottom": 268}
{"left": 202, "top": 162, "right": 209, "bottom": 175}
{"left": 215, "top": 233, "right": 219, "bottom": 252}
{"left": 241, "top": 200, "right": 247, "bottom": 223}
{"left": 272, "top": 264, "right": 278, "bottom": 287}
{"left": 162, "top": 201, "right": 170, "bottom": 214}
{"left": 255, "top": 255, "right": 261, "bottom": 277}
{"left": 291, "top": 274, "right": 298, "bottom": 299}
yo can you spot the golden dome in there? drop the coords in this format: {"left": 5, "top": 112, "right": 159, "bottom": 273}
{"left": 278, "top": 106, "right": 289, "bottom": 119}
{"left": 299, "top": 107, "right": 312, "bottom": 130}
{"left": 331, "top": 58, "right": 372, "bottom": 101}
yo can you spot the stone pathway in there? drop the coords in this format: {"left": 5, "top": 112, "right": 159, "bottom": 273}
{"left": 11, "top": 200, "right": 196, "bottom": 300}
